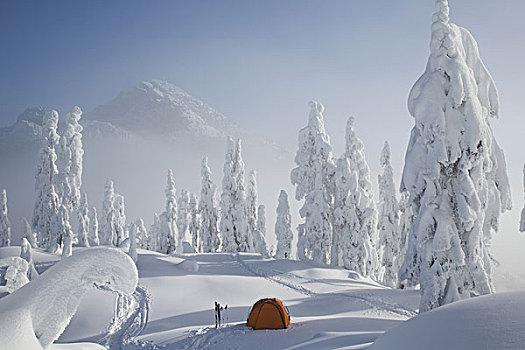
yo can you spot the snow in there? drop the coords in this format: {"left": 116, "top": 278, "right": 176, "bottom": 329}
{"left": 0, "top": 247, "right": 138, "bottom": 349}
{"left": 0, "top": 247, "right": 423, "bottom": 349}
{"left": 370, "top": 291, "right": 525, "bottom": 350}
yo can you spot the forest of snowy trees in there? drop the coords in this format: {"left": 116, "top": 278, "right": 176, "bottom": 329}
{"left": 0, "top": 0, "right": 515, "bottom": 317}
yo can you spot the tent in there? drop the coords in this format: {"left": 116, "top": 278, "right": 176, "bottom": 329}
{"left": 247, "top": 298, "right": 290, "bottom": 330}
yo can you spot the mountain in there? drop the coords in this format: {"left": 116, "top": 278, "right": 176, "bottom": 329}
{"left": 85, "top": 80, "right": 241, "bottom": 138}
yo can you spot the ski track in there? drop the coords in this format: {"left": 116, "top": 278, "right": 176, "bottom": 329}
{"left": 234, "top": 254, "right": 417, "bottom": 318}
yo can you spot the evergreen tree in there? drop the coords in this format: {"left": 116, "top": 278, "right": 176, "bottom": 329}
{"left": 128, "top": 222, "right": 138, "bottom": 263}
{"left": 56, "top": 106, "right": 84, "bottom": 214}
{"left": 200, "top": 157, "right": 220, "bottom": 253}
{"left": 177, "top": 189, "right": 190, "bottom": 253}
{"left": 55, "top": 206, "right": 73, "bottom": 258}
{"left": 275, "top": 190, "right": 293, "bottom": 259}
{"left": 114, "top": 193, "right": 127, "bottom": 246}
{"left": 520, "top": 164, "right": 525, "bottom": 232}
{"left": 159, "top": 170, "right": 178, "bottom": 254}
{"left": 22, "top": 217, "right": 38, "bottom": 249}
{"left": 0, "top": 189, "right": 11, "bottom": 247}
{"left": 134, "top": 218, "right": 149, "bottom": 250}
{"left": 33, "top": 110, "right": 60, "bottom": 251}
{"left": 189, "top": 194, "right": 200, "bottom": 252}
{"left": 377, "top": 142, "right": 400, "bottom": 287}
{"left": 291, "top": 101, "right": 335, "bottom": 264}
{"left": 340, "top": 117, "right": 379, "bottom": 279}
{"left": 246, "top": 170, "right": 259, "bottom": 252}
{"left": 397, "top": 191, "right": 414, "bottom": 286}
{"left": 220, "top": 138, "right": 248, "bottom": 252}
{"left": 77, "top": 193, "right": 90, "bottom": 247}
{"left": 88, "top": 207, "right": 100, "bottom": 246}
{"left": 254, "top": 205, "right": 267, "bottom": 256}
{"left": 333, "top": 158, "right": 368, "bottom": 274}
{"left": 149, "top": 213, "right": 161, "bottom": 252}
{"left": 400, "top": 0, "right": 511, "bottom": 312}
{"left": 100, "top": 180, "right": 118, "bottom": 246}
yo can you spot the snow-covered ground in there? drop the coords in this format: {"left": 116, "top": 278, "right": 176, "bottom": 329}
{"left": 0, "top": 246, "right": 420, "bottom": 349}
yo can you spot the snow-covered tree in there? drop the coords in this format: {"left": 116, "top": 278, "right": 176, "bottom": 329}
{"left": 254, "top": 205, "right": 267, "bottom": 256}
{"left": 333, "top": 158, "right": 367, "bottom": 274}
{"left": 220, "top": 138, "right": 249, "bottom": 252}
{"left": 56, "top": 106, "right": 84, "bottom": 214}
{"left": 114, "top": 193, "right": 127, "bottom": 247}
{"left": 399, "top": 0, "right": 511, "bottom": 312}
{"left": 339, "top": 117, "right": 379, "bottom": 278}
{"left": 22, "top": 217, "right": 38, "bottom": 249}
{"left": 246, "top": 170, "right": 259, "bottom": 252}
{"left": 177, "top": 189, "right": 190, "bottom": 253}
{"left": 128, "top": 222, "right": 138, "bottom": 263}
{"left": 159, "top": 170, "right": 178, "bottom": 254}
{"left": 77, "top": 193, "right": 90, "bottom": 247}
{"left": 275, "top": 190, "right": 293, "bottom": 259}
{"left": 189, "top": 194, "right": 200, "bottom": 252}
{"left": 33, "top": 110, "right": 60, "bottom": 251}
{"left": 20, "top": 238, "right": 39, "bottom": 280}
{"left": 377, "top": 141, "right": 400, "bottom": 287}
{"left": 291, "top": 101, "right": 335, "bottom": 264}
{"left": 520, "top": 164, "right": 525, "bottom": 232}
{"left": 100, "top": 181, "right": 117, "bottom": 246}
{"left": 149, "top": 213, "right": 161, "bottom": 252}
{"left": 133, "top": 218, "right": 149, "bottom": 250}
{"left": 199, "top": 157, "right": 220, "bottom": 253}
{"left": 55, "top": 206, "right": 73, "bottom": 258}
{"left": 397, "top": 191, "right": 414, "bottom": 282}
{"left": 0, "top": 189, "right": 11, "bottom": 247}
{"left": 88, "top": 207, "right": 100, "bottom": 246}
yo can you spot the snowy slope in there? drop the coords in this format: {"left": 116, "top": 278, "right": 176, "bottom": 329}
{"left": 370, "top": 291, "right": 525, "bottom": 350}
{"left": 0, "top": 247, "right": 420, "bottom": 349}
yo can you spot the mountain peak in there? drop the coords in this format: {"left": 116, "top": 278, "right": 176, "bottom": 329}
{"left": 86, "top": 79, "right": 238, "bottom": 138}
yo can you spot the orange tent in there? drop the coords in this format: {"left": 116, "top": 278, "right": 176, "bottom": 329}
{"left": 247, "top": 298, "right": 291, "bottom": 330}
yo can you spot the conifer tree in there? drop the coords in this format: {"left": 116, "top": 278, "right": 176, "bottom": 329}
{"left": 189, "top": 194, "right": 200, "bottom": 252}
{"left": 377, "top": 142, "right": 400, "bottom": 287}
{"left": 400, "top": 0, "right": 511, "bottom": 312}
{"left": 339, "top": 117, "right": 379, "bottom": 278}
{"left": 77, "top": 193, "right": 90, "bottom": 247}
{"left": 275, "top": 190, "right": 293, "bottom": 259}
{"left": 291, "top": 101, "right": 335, "bottom": 264}
{"left": 159, "top": 170, "right": 178, "bottom": 254}
{"left": 200, "top": 157, "right": 220, "bottom": 253}
{"left": 177, "top": 189, "right": 190, "bottom": 253}
{"left": 246, "top": 170, "right": 259, "bottom": 252}
{"left": 33, "top": 110, "right": 60, "bottom": 251}
{"left": 89, "top": 207, "right": 100, "bottom": 246}
{"left": 254, "top": 205, "right": 267, "bottom": 256}
{"left": 220, "top": 138, "right": 248, "bottom": 252}
{"left": 0, "top": 189, "right": 11, "bottom": 247}
{"left": 114, "top": 193, "right": 127, "bottom": 246}
{"left": 56, "top": 106, "right": 84, "bottom": 214}
{"left": 100, "top": 181, "right": 117, "bottom": 246}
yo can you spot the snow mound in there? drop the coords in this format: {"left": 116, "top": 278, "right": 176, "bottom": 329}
{"left": 176, "top": 259, "right": 199, "bottom": 273}
{"left": 370, "top": 291, "right": 525, "bottom": 350}
{"left": 0, "top": 247, "right": 138, "bottom": 349}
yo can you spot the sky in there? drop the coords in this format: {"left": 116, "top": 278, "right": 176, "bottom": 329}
{"left": 1, "top": 1, "right": 525, "bottom": 273}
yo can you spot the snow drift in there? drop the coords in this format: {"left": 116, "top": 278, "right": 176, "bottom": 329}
{"left": 0, "top": 247, "right": 138, "bottom": 349}
{"left": 370, "top": 291, "right": 525, "bottom": 350}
